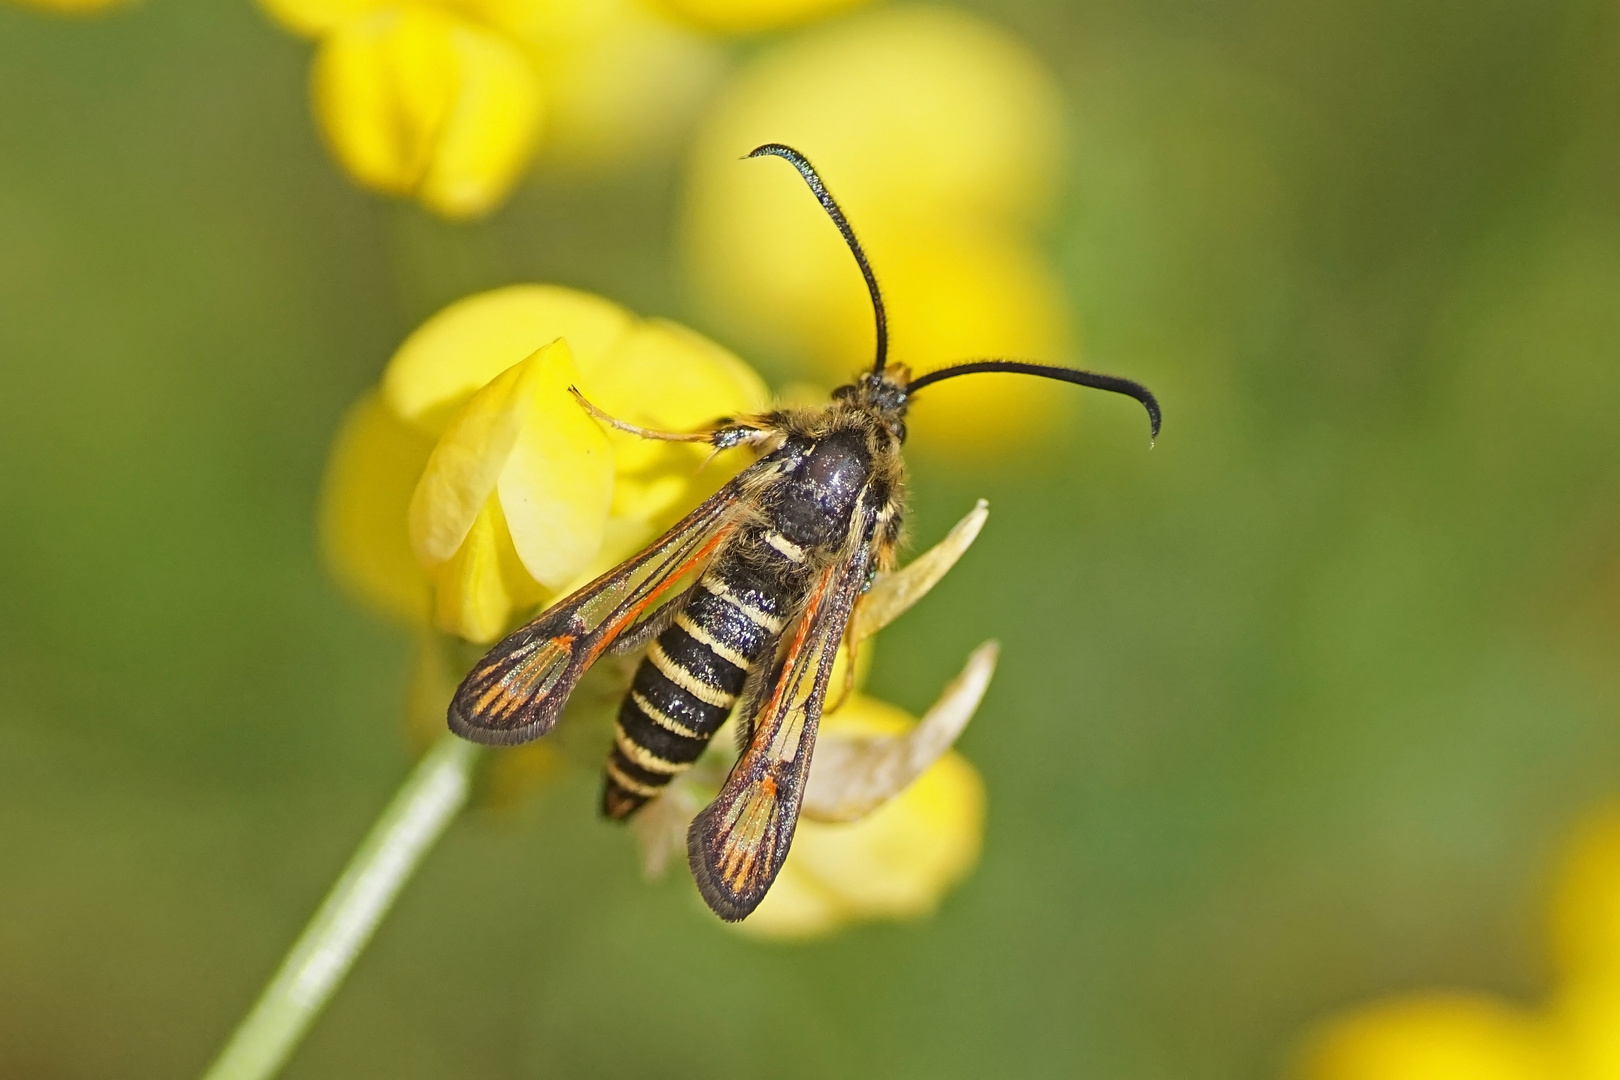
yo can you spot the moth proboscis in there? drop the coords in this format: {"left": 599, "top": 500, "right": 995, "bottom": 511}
{"left": 448, "top": 143, "right": 1162, "bottom": 922}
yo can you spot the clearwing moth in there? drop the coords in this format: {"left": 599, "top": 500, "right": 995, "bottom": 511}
{"left": 449, "top": 144, "right": 1161, "bottom": 921}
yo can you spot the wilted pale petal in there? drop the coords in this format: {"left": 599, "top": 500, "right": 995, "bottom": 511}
{"left": 633, "top": 780, "right": 705, "bottom": 881}
{"left": 854, "top": 499, "right": 987, "bottom": 643}
{"left": 312, "top": 5, "right": 542, "bottom": 219}
{"left": 1550, "top": 804, "right": 1620, "bottom": 981}
{"left": 318, "top": 391, "right": 435, "bottom": 625}
{"left": 1294, "top": 995, "right": 1555, "bottom": 1080}
{"left": 804, "top": 642, "right": 997, "bottom": 823}
{"left": 648, "top": 0, "right": 873, "bottom": 35}
{"left": 383, "top": 284, "right": 633, "bottom": 434}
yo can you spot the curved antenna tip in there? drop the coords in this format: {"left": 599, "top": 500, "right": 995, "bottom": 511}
{"left": 907, "top": 359, "right": 1162, "bottom": 445}
{"left": 744, "top": 143, "right": 889, "bottom": 378}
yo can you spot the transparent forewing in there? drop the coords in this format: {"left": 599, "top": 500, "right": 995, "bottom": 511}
{"left": 686, "top": 536, "right": 874, "bottom": 921}
{"left": 448, "top": 458, "right": 785, "bottom": 746}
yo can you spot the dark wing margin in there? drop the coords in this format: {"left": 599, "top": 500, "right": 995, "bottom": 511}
{"left": 686, "top": 516, "right": 877, "bottom": 921}
{"left": 448, "top": 459, "right": 782, "bottom": 746}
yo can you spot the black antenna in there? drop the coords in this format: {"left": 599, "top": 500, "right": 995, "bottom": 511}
{"left": 748, "top": 143, "right": 888, "bottom": 378}
{"left": 908, "top": 360, "right": 1162, "bottom": 442}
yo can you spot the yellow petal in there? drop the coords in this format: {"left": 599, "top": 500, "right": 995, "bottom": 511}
{"left": 383, "top": 284, "right": 633, "bottom": 435}
{"left": 1294, "top": 994, "right": 1555, "bottom": 1080}
{"left": 582, "top": 317, "right": 769, "bottom": 476}
{"left": 311, "top": 5, "right": 542, "bottom": 219}
{"left": 313, "top": 6, "right": 461, "bottom": 198}
{"left": 535, "top": 5, "right": 725, "bottom": 168}
{"left": 410, "top": 338, "right": 612, "bottom": 592}
{"left": 647, "top": 0, "right": 872, "bottom": 36}
{"left": 408, "top": 348, "right": 538, "bottom": 567}
{"left": 494, "top": 341, "right": 614, "bottom": 589}
{"left": 318, "top": 391, "right": 435, "bottom": 625}
{"left": 1546, "top": 977, "right": 1620, "bottom": 1080}
{"left": 1551, "top": 804, "right": 1620, "bottom": 981}
{"left": 727, "top": 860, "right": 845, "bottom": 939}
{"left": 417, "top": 16, "right": 546, "bottom": 218}
{"left": 569, "top": 317, "right": 769, "bottom": 571}
{"left": 257, "top": 0, "right": 384, "bottom": 37}
{"left": 427, "top": 495, "right": 548, "bottom": 642}
{"left": 737, "top": 694, "right": 985, "bottom": 939}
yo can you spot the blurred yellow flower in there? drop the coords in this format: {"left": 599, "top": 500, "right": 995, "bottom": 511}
{"left": 1299, "top": 994, "right": 1555, "bottom": 1080}
{"left": 680, "top": 5, "right": 1072, "bottom": 454}
{"left": 1293, "top": 804, "right": 1620, "bottom": 1080}
{"left": 6, "top": 0, "right": 128, "bottom": 11}
{"left": 647, "top": 0, "right": 871, "bottom": 35}
{"left": 260, "top": 0, "right": 722, "bottom": 217}
{"left": 311, "top": 4, "right": 542, "bottom": 219}
{"left": 320, "top": 283, "right": 768, "bottom": 643}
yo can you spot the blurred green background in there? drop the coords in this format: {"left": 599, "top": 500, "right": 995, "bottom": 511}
{"left": 5, "top": 0, "right": 1620, "bottom": 1077}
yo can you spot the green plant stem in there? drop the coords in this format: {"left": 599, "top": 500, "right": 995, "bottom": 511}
{"left": 201, "top": 733, "right": 483, "bottom": 1080}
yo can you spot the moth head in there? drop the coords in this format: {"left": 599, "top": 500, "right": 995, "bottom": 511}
{"left": 832, "top": 363, "right": 912, "bottom": 443}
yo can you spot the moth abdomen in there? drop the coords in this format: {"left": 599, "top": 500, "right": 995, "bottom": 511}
{"left": 602, "top": 557, "right": 797, "bottom": 819}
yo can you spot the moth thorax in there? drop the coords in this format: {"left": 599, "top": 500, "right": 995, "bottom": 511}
{"left": 775, "top": 431, "right": 871, "bottom": 549}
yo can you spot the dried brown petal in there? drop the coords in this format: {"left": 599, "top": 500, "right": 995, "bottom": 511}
{"left": 852, "top": 500, "right": 988, "bottom": 643}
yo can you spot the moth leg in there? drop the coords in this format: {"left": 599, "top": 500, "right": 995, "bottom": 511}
{"left": 569, "top": 387, "right": 773, "bottom": 448}
{"left": 824, "top": 615, "right": 860, "bottom": 714}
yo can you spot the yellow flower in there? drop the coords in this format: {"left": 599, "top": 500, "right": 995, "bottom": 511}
{"left": 260, "top": 0, "right": 722, "bottom": 217}
{"left": 319, "top": 283, "right": 768, "bottom": 643}
{"left": 680, "top": 5, "right": 1072, "bottom": 454}
{"left": 647, "top": 0, "right": 872, "bottom": 35}
{"left": 311, "top": 4, "right": 543, "bottom": 219}
{"left": 1293, "top": 803, "right": 1620, "bottom": 1080}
